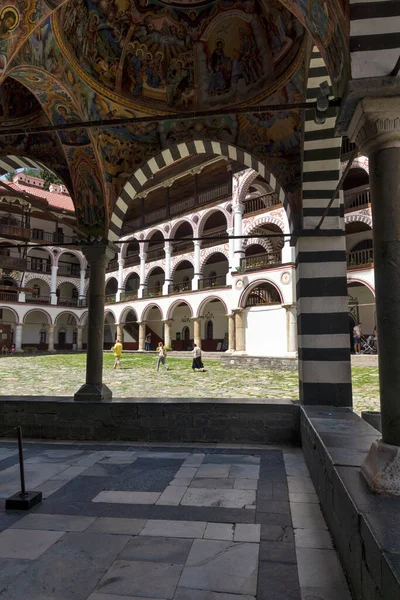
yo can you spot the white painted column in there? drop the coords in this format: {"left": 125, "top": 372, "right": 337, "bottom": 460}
{"left": 79, "top": 268, "right": 86, "bottom": 300}
{"left": 50, "top": 265, "right": 58, "bottom": 305}
{"left": 15, "top": 323, "right": 23, "bottom": 352}
{"left": 48, "top": 324, "right": 55, "bottom": 352}
{"left": 233, "top": 204, "right": 245, "bottom": 270}
{"left": 163, "top": 319, "right": 173, "bottom": 348}
{"left": 18, "top": 292, "right": 25, "bottom": 303}
{"left": 193, "top": 240, "right": 201, "bottom": 291}
{"left": 233, "top": 309, "right": 246, "bottom": 353}
{"left": 139, "top": 251, "right": 147, "bottom": 299}
{"left": 226, "top": 313, "right": 235, "bottom": 353}
{"left": 281, "top": 238, "right": 295, "bottom": 264}
{"left": 284, "top": 304, "right": 297, "bottom": 355}
{"left": 163, "top": 243, "right": 173, "bottom": 295}
{"left": 77, "top": 326, "right": 83, "bottom": 350}
{"left": 138, "top": 321, "right": 146, "bottom": 351}
{"left": 116, "top": 258, "right": 125, "bottom": 302}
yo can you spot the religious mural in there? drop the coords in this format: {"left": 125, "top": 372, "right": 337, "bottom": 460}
{"left": 0, "top": 77, "right": 41, "bottom": 121}
{"left": 160, "top": 116, "right": 237, "bottom": 146}
{"left": 54, "top": 0, "right": 305, "bottom": 112}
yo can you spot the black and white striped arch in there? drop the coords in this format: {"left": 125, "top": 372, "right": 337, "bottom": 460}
{"left": 0, "top": 155, "right": 47, "bottom": 177}
{"left": 108, "top": 140, "right": 292, "bottom": 242}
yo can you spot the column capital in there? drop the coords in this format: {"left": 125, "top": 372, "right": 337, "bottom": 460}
{"left": 348, "top": 96, "right": 400, "bottom": 155}
{"left": 232, "top": 308, "right": 243, "bottom": 314}
{"left": 48, "top": 323, "right": 55, "bottom": 330}
{"left": 190, "top": 316, "right": 203, "bottom": 321}
{"left": 162, "top": 319, "right": 174, "bottom": 325}
{"left": 16, "top": 322, "right": 23, "bottom": 327}
{"left": 81, "top": 243, "right": 116, "bottom": 267}
{"left": 225, "top": 313, "right": 235, "bottom": 318}
{"left": 233, "top": 203, "right": 244, "bottom": 215}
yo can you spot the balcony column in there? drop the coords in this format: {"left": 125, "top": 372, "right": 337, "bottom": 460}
{"left": 77, "top": 325, "right": 83, "bottom": 351}
{"left": 138, "top": 321, "right": 146, "bottom": 351}
{"left": 15, "top": 323, "right": 23, "bottom": 352}
{"left": 116, "top": 323, "right": 124, "bottom": 342}
{"left": 192, "top": 240, "right": 201, "bottom": 291}
{"left": 74, "top": 244, "right": 115, "bottom": 402}
{"left": 233, "top": 309, "right": 246, "bottom": 353}
{"left": 233, "top": 204, "right": 245, "bottom": 271}
{"left": 48, "top": 324, "right": 55, "bottom": 353}
{"left": 163, "top": 319, "right": 173, "bottom": 348}
{"left": 139, "top": 251, "right": 147, "bottom": 299}
{"left": 50, "top": 265, "right": 58, "bottom": 305}
{"left": 192, "top": 317, "right": 202, "bottom": 347}
{"left": 18, "top": 292, "right": 25, "bottom": 303}
{"left": 226, "top": 313, "right": 235, "bottom": 353}
{"left": 116, "top": 258, "right": 125, "bottom": 302}
{"left": 163, "top": 243, "right": 173, "bottom": 295}
{"left": 227, "top": 226, "right": 235, "bottom": 278}
{"left": 79, "top": 268, "right": 86, "bottom": 300}
{"left": 284, "top": 304, "right": 297, "bottom": 355}
{"left": 348, "top": 97, "right": 400, "bottom": 493}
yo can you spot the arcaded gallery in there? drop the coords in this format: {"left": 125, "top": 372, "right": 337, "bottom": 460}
{"left": 0, "top": 0, "right": 399, "bottom": 598}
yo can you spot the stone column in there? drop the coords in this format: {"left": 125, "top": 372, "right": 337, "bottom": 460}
{"left": 139, "top": 251, "right": 147, "bottom": 299}
{"left": 138, "top": 321, "right": 146, "bottom": 351}
{"left": 233, "top": 309, "right": 246, "bottom": 353}
{"left": 50, "top": 265, "right": 58, "bottom": 305}
{"left": 74, "top": 244, "right": 115, "bottom": 402}
{"left": 192, "top": 317, "right": 202, "bottom": 347}
{"left": 193, "top": 240, "right": 201, "bottom": 291}
{"left": 233, "top": 204, "right": 245, "bottom": 270}
{"left": 116, "top": 258, "right": 125, "bottom": 302}
{"left": 116, "top": 323, "right": 124, "bottom": 342}
{"left": 77, "top": 325, "right": 83, "bottom": 351}
{"left": 226, "top": 313, "right": 235, "bottom": 353}
{"left": 79, "top": 268, "right": 86, "bottom": 300}
{"left": 48, "top": 324, "right": 55, "bottom": 352}
{"left": 15, "top": 323, "right": 23, "bottom": 352}
{"left": 163, "top": 243, "right": 172, "bottom": 295}
{"left": 284, "top": 304, "right": 297, "bottom": 355}
{"left": 348, "top": 97, "right": 400, "bottom": 493}
{"left": 163, "top": 319, "right": 173, "bottom": 348}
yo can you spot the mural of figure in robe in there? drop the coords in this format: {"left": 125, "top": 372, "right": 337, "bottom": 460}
{"left": 0, "top": 6, "right": 19, "bottom": 73}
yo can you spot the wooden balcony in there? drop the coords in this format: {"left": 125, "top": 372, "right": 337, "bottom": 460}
{"left": 168, "top": 281, "right": 192, "bottom": 294}
{"left": 120, "top": 290, "right": 138, "bottom": 302}
{"left": 125, "top": 253, "right": 140, "bottom": 267}
{"left": 243, "top": 193, "right": 281, "bottom": 216}
{"left": 0, "top": 223, "right": 30, "bottom": 240}
{"left": 347, "top": 248, "right": 374, "bottom": 269}
{"left": 198, "top": 275, "right": 226, "bottom": 290}
{"left": 0, "top": 291, "right": 18, "bottom": 302}
{"left": 147, "top": 246, "right": 164, "bottom": 261}
{"left": 344, "top": 186, "right": 370, "bottom": 212}
{"left": 142, "top": 286, "right": 163, "bottom": 299}
{"left": 25, "top": 295, "right": 50, "bottom": 305}
{"left": 202, "top": 226, "right": 227, "bottom": 248}
{"left": 240, "top": 251, "right": 282, "bottom": 272}
{"left": 106, "top": 259, "right": 119, "bottom": 273}
{"left": 58, "top": 297, "right": 78, "bottom": 307}
{"left": 0, "top": 255, "right": 27, "bottom": 271}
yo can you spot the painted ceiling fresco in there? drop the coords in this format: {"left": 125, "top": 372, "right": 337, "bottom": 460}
{"left": 0, "top": 0, "right": 350, "bottom": 235}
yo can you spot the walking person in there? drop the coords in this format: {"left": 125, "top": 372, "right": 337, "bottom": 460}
{"left": 145, "top": 333, "right": 151, "bottom": 351}
{"left": 353, "top": 322, "right": 362, "bottom": 354}
{"left": 156, "top": 341, "right": 169, "bottom": 371}
{"left": 111, "top": 339, "right": 123, "bottom": 369}
{"left": 192, "top": 343, "right": 205, "bottom": 372}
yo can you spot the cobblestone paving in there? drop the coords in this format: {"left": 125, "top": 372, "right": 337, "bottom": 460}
{"left": 0, "top": 353, "right": 380, "bottom": 412}
{"left": 0, "top": 441, "right": 352, "bottom": 600}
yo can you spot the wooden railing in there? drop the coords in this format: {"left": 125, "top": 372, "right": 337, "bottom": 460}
{"left": 0, "top": 255, "right": 27, "bottom": 271}
{"left": 170, "top": 196, "right": 196, "bottom": 216}
{"left": 173, "top": 240, "right": 193, "bottom": 255}
{"left": 243, "top": 193, "right": 280, "bottom": 215}
{"left": 0, "top": 223, "right": 30, "bottom": 240}
{"left": 198, "top": 183, "right": 230, "bottom": 205}
{"left": 168, "top": 281, "right": 192, "bottom": 294}
{"left": 31, "top": 230, "right": 78, "bottom": 245}
{"left": 120, "top": 290, "right": 138, "bottom": 302}
{"left": 125, "top": 253, "right": 140, "bottom": 267}
{"left": 341, "top": 137, "right": 357, "bottom": 158}
{"left": 344, "top": 186, "right": 370, "bottom": 211}
{"left": 347, "top": 248, "right": 374, "bottom": 269}
{"left": 142, "top": 286, "right": 163, "bottom": 298}
{"left": 105, "top": 294, "right": 116, "bottom": 303}
{"left": 58, "top": 297, "right": 78, "bottom": 307}
{"left": 147, "top": 246, "right": 164, "bottom": 261}
{"left": 144, "top": 207, "right": 167, "bottom": 226}
{"left": 199, "top": 275, "right": 226, "bottom": 290}
{"left": 78, "top": 299, "right": 87, "bottom": 307}
{"left": 106, "top": 259, "right": 119, "bottom": 272}
{"left": 0, "top": 291, "right": 18, "bottom": 302}
{"left": 240, "top": 251, "right": 282, "bottom": 272}
{"left": 25, "top": 295, "right": 50, "bottom": 305}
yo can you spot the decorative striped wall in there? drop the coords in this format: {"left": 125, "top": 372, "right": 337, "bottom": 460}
{"left": 0, "top": 155, "right": 46, "bottom": 177}
{"left": 350, "top": 0, "right": 400, "bottom": 79}
{"left": 297, "top": 47, "right": 352, "bottom": 406}
{"left": 108, "top": 141, "right": 292, "bottom": 242}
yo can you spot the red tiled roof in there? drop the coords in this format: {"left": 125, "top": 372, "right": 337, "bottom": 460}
{"left": 4, "top": 181, "right": 75, "bottom": 214}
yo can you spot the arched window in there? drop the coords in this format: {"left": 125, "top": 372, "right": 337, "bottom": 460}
{"left": 245, "top": 283, "right": 281, "bottom": 307}
{"left": 206, "top": 320, "right": 213, "bottom": 340}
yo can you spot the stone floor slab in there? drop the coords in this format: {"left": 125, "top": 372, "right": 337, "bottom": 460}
{"left": 92, "top": 491, "right": 161, "bottom": 504}
{"left": 175, "top": 467, "right": 198, "bottom": 479}
{"left": 289, "top": 492, "right": 319, "bottom": 504}
{"left": 300, "top": 587, "right": 352, "bottom": 600}
{"left": 10, "top": 513, "right": 95, "bottom": 532}
{"left": 287, "top": 477, "right": 315, "bottom": 494}
{"left": 203, "top": 455, "right": 260, "bottom": 465}
{"left": 140, "top": 519, "right": 206, "bottom": 539}
{"left": 229, "top": 465, "right": 260, "bottom": 480}
{"left": 174, "top": 590, "right": 256, "bottom": 600}
{"left": 86, "top": 517, "right": 147, "bottom": 535}
{"left": 88, "top": 594, "right": 165, "bottom": 600}
{"left": 294, "top": 528, "right": 333, "bottom": 549}
{"left": 96, "top": 560, "right": 183, "bottom": 599}
{"left": 234, "top": 524, "right": 260, "bottom": 543}
{"left": 204, "top": 523, "right": 234, "bottom": 541}
{"left": 0, "top": 528, "right": 64, "bottom": 560}
{"left": 296, "top": 548, "right": 349, "bottom": 589}
{"left": 0, "top": 463, "right": 70, "bottom": 495}
{"left": 0, "top": 558, "right": 31, "bottom": 592}
{"left": 179, "top": 539, "right": 258, "bottom": 595}
{"left": 170, "top": 478, "right": 193, "bottom": 487}
{"left": 118, "top": 536, "right": 193, "bottom": 564}
{"left": 189, "top": 478, "right": 234, "bottom": 490}
{"left": 196, "top": 465, "right": 231, "bottom": 479}
{"left": 233, "top": 479, "right": 258, "bottom": 490}
{"left": 290, "top": 504, "right": 327, "bottom": 530}
{"left": 183, "top": 454, "right": 205, "bottom": 467}
{"left": 156, "top": 486, "right": 187, "bottom": 506}
{"left": 181, "top": 488, "right": 255, "bottom": 509}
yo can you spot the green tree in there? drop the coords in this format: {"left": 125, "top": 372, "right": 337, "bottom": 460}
{"left": 39, "top": 169, "right": 63, "bottom": 191}
{"left": 4, "top": 170, "right": 16, "bottom": 181}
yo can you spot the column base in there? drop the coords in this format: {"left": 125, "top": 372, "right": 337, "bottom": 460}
{"left": 74, "top": 383, "right": 112, "bottom": 402}
{"left": 361, "top": 439, "right": 400, "bottom": 496}
{"left": 232, "top": 350, "right": 247, "bottom": 356}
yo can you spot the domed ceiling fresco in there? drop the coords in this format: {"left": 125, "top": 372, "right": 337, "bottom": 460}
{"left": 0, "top": 0, "right": 350, "bottom": 236}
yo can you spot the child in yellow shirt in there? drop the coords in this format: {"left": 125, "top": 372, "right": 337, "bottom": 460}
{"left": 111, "top": 339, "right": 123, "bottom": 369}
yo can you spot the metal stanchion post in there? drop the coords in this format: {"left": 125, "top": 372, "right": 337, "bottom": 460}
{"left": 5, "top": 426, "right": 42, "bottom": 510}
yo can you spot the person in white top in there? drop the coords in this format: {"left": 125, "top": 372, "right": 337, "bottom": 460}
{"left": 156, "top": 341, "right": 169, "bottom": 371}
{"left": 192, "top": 343, "right": 205, "bottom": 372}
{"left": 353, "top": 322, "right": 362, "bottom": 354}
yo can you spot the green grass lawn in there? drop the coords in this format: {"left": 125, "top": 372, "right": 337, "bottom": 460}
{"left": 0, "top": 353, "right": 380, "bottom": 412}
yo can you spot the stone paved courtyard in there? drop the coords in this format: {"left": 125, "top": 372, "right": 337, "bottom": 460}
{"left": 0, "top": 353, "right": 380, "bottom": 413}
{"left": 0, "top": 440, "right": 352, "bottom": 600}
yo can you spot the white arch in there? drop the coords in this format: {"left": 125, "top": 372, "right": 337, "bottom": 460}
{"left": 55, "top": 311, "right": 79, "bottom": 325}
{"left": 347, "top": 276, "right": 375, "bottom": 296}
{"left": 199, "top": 247, "right": 229, "bottom": 274}
{"left": 80, "top": 311, "right": 88, "bottom": 326}
{"left": 123, "top": 270, "right": 140, "bottom": 288}
{"left": 171, "top": 256, "right": 195, "bottom": 278}
{"left": 0, "top": 306, "right": 20, "bottom": 323}
{"left": 55, "top": 249, "right": 85, "bottom": 269}
{"left": 196, "top": 295, "right": 228, "bottom": 318}
{"left": 27, "top": 245, "right": 54, "bottom": 265}
{"left": 239, "top": 278, "right": 284, "bottom": 307}
{"left": 166, "top": 299, "right": 194, "bottom": 320}
{"left": 141, "top": 302, "right": 164, "bottom": 321}
{"left": 243, "top": 215, "right": 285, "bottom": 237}
{"left": 23, "top": 308, "right": 52, "bottom": 324}
{"left": 145, "top": 265, "right": 165, "bottom": 284}
{"left": 104, "top": 309, "right": 117, "bottom": 322}
{"left": 121, "top": 236, "right": 140, "bottom": 259}
{"left": 120, "top": 306, "right": 139, "bottom": 324}
{"left": 345, "top": 214, "right": 373, "bottom": 229}
{"left": 197, "top": 207, "right": 230, "bottom": 238}
{"left": 170, "top": 218, "right": 195, "bottom": 240}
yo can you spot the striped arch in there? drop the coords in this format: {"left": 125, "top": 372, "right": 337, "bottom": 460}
{"left": 197, "top": 207, "right": 230, "bottom": 238}
{"left": 55, "top": 249, "right": 85, "bottom": 269}
{"left": 145, "top": 264, "right": 165, "bottom": 284}
{"left": 296, "top": 47, "right": 352, "bottom": 407}
{"left": 243, "top": 216, "right": 286, "bottom": 237}
{"left": 0, "top": 274, "right": 19, "bottom": 287}
{"left": 170, "top": 218, "right": 195, "bottom": 239}
{"left": 171, "top": 255, "right": 195, "bottom": 278}
{"left": 243, "top": 237, "right": 274, "bottom": 254}
{"left": 196, "top": 295, "right": 228, "bottom": 318}
{"left": 166, "top": 299, "right": 193, "bottom": 320}
{"left": 345, "top": 214, "right": 373, "bottom": 229}
{"left": 109, "top": 141, "right": 291, "bottom": 242}
{"left": 236, "top": 169, "right": 260, "bottom": 205}
{"left": 349, "top": 0, "right": 400, "bottom": 80}
{"left": 23, "top": 273, "right": 51, "bottom": 287}
{"left": 239, "top": 278, "right": 284, "bottom": 307}
{"left": 56, "top": 279, "right": 79, "bottom": 290}
{"left": 200, "top": 247, "right": 229, "bottom": 274}
{"left": 123, "top": 269, "right": 140, "bottom": 288}
{"left": 0, "top": 155, "right": 52, "bottom": 178}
